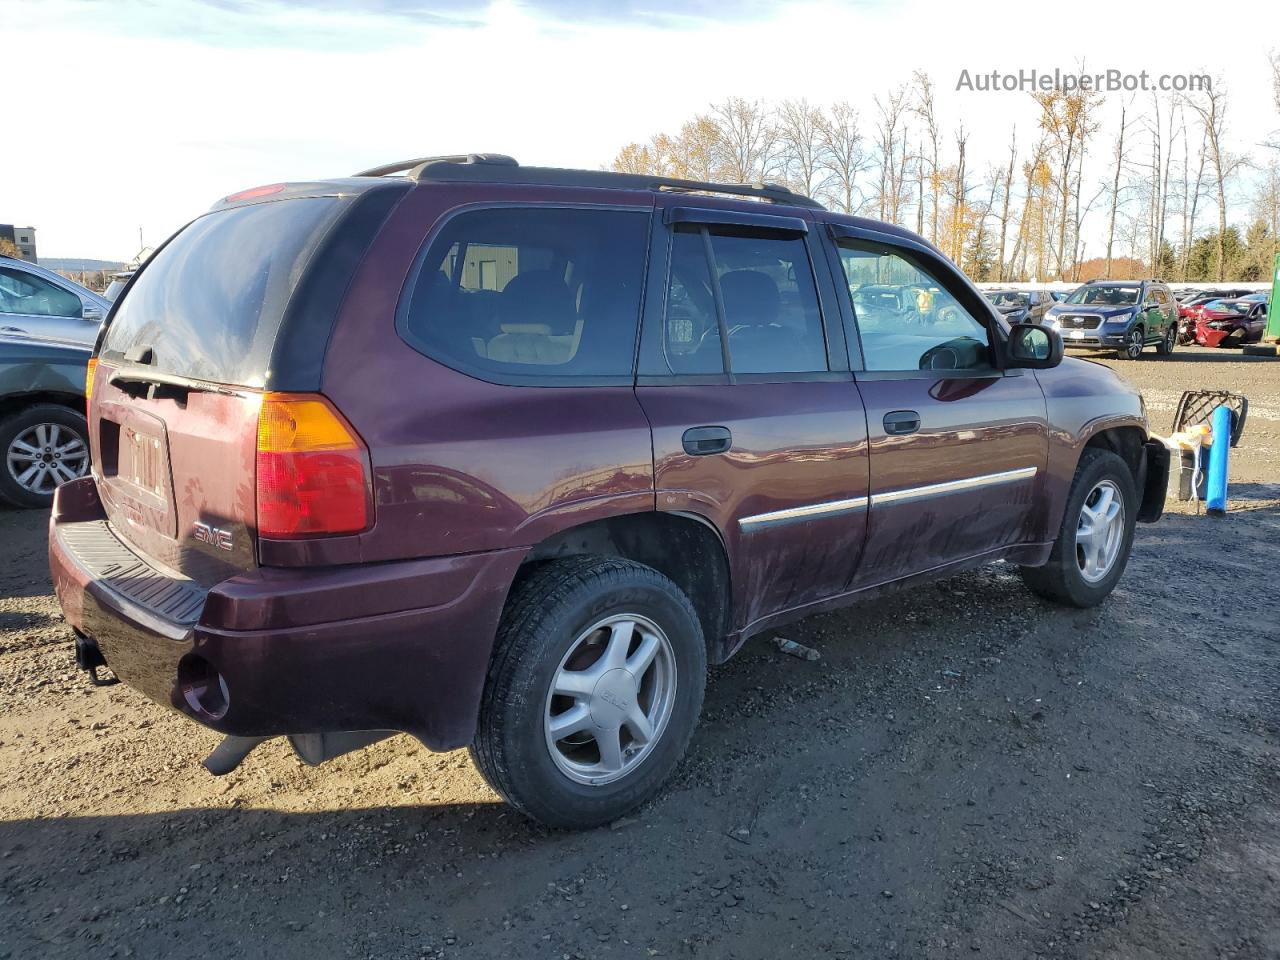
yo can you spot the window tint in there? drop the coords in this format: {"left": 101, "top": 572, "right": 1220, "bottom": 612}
{"left": 401, "top": 207, "right": 649, "bottom": 380}
{"left": 837, "top": 241, "right": 991, "bottom": 372}
{"left": 0, "top": 267, "right": 82, "bottom": 318}
{"left": 661, "top": 225, "right": 827, "bottom": 375}
{"left": 103, "top": 196, "right": 344, "bottom": 386}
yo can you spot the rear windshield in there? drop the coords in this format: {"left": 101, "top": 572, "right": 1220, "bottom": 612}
{"left": 102, "top": 197, "right": 343, "bottom": 386}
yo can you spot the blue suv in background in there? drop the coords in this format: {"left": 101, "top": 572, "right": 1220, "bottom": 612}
{"left": 1043, "top": 280, "right": 1178, "bottom": 360}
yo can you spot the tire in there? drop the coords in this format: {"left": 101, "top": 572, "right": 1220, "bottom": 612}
{"left": 1019, "top": 448, "right": 1138, "bottom": 608}
{"left": 469, "top": 556, "right": 707, "bottom": 829}
{"left": 0, "top": 404, "right": 90, "bottom": 509}
{"left": 1155, "top": 322, "right": 1176, "bottom": 356}
{"left": 1115, "top": 326, "right": 1144, "bottom": 360}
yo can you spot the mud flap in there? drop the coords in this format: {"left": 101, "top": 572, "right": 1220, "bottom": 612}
{"left": 1138, "top": 440, "right": 1169, "bottom": 523}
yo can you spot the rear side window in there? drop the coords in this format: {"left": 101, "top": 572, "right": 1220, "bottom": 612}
{"left": 102, "top": 197, "right": 343, "bottom": 386}
{"left": 662, "top": 225, "right": 827, "bottom": 375}
{"left": 399, "top": 207, "right": 650, "bottom": 381}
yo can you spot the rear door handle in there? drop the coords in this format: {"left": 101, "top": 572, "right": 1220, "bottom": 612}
{"left": 682, "top": 425, "right": 732, "bottom": 456}
{"left": 883, "top": 410, "right": 920, "bottom": 436}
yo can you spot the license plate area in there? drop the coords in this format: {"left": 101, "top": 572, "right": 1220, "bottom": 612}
{"left": 1069, "top": 329, "right": 1086, "bottom": 340}
{"left": 95, "top": 401, "right": 177, "bottom": 539}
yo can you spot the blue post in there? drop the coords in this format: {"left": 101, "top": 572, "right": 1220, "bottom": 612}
{"left": 1206, "top": 405, "right": 1231, "bottom": 514}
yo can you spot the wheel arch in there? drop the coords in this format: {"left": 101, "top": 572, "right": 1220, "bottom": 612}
{"left": 520, "top": 510, "right": 734, "bottom": 663}
{"left": 0, "top": 391, "right": 86, "bottom": 424}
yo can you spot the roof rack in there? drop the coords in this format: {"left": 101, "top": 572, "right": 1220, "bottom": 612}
{"left": 352, "top": 153, "right": 825, "bottom": 210}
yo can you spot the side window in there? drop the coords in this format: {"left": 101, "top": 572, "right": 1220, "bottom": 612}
{"left": 837, "top": 241, "right": 992, "bottom": 372}
{"left": 661, "top": 225, "right": 828, "bottom": 376}
{"left": 400, "top": 207, "right": 649, "bottom": 380}
{"left": 0, "top": 268, "right": 83, "bottom": 318}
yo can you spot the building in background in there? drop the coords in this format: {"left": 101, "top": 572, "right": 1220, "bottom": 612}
{"left": 0, "top": 225, "right": 37, "bottom": 261}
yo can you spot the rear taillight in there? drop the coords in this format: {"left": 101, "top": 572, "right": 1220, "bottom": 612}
{"left": 255, "top": 393, "right": 372, "bottom": 539}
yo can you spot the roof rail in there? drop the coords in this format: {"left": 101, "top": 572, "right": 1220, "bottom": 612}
{"left": 353, "top": 154, "right": 825, "bottom": 210}
{"left": 352, "top": 154, "right": 518, "bottom": 178}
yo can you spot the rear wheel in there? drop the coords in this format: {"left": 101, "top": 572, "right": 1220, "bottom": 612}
{"left": 0, "top": 405, "right": 90, "bottom": 509}
{"left": 1019, "top": 448, "right": 1137, "bottom": 607}
{"left": 470, "top": 557, "right": 707, "bottom": 829}
{"left": 1116, "top": 326, "right": 1144, "bottom": 360}
{"left": 1156, "top": 323, "right": 1176, "bottom": 356}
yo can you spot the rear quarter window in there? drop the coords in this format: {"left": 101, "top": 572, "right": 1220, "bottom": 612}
{"left": 398, "top": 206, "right": 650, "bottom": 383}
{"left": 102, "top": 196, "right": 344, "bottom": 386}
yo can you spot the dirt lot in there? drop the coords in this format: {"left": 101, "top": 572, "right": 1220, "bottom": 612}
{"left": 1, "top": 346, "right": 1277, "bottom": 960}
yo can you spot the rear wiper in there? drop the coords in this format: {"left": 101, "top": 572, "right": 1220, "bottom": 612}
{"left": 108, "top": 368, "right": 238, "bottom": 402}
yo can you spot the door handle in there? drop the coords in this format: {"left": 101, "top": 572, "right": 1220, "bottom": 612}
{"left": 883, "top": 410, "right": 920, "bottom": 436}
{"left": 682, "top": 425, "right": 732, "bottom": 456}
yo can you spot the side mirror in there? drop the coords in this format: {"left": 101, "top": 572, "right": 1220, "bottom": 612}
{"left": 1007, "top": 322, "right": 1063, "bottom": 369}
{"left": 83, "top": 306, "right": 103, "bottom": 323}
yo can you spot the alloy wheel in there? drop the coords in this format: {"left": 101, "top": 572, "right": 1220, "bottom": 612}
{"left": 5, "top": 422, "right": 89, "bottom": 495}
{"left": 1126, "top": 329, "right": 1143, "bottom": 359}
{"left": 1076, "top": 479, "right": 1125, "bottom": 583}
{"left": 544, "top": 613, "right": 677, "bottom": 786}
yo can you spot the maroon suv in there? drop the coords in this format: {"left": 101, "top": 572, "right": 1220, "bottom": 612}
{"left": 49, "top": 154, "right": 1168, "bottom": 828}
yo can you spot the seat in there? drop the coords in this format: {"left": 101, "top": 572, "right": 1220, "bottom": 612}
{"left": 720, "top": 270, "right": 821, "bottom": 373}
{"left": 486, "top": 271, "right": 579, "bottom": 366}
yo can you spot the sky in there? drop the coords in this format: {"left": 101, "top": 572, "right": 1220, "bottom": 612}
{"left": 3, "top": 0, "right": 1277, "bottom": 261}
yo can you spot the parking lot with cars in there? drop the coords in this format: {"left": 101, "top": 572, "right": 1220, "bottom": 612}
{"left": 2, "top": 346, "right": 1276, "bottom": 960}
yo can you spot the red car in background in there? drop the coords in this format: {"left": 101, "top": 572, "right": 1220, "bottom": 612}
{"left": 1177, "top": 289, "right": 1253, "bottom": 344}
{"left": 1194, "top": 298, "right": 1269, "bottom": 347}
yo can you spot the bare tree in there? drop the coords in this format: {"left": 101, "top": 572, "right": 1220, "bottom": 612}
{"left": 1104, "top": 101, "right": 1131, "bottom": 278}
{"left": 912, "top": 70, "right": 942, "bottom": 243}
{"left": 816, "top": 101, "right": 869, "bottom": 214}
{"left": 1179, "top": 125, "right": 1210, "bottom": 280}
{"left": 1188, "top": 82, "right": 1250, "bottom": 280}
{"left": 710, "top": 98, "right": 778, "bottom": 183}
{"left": 776, "top": 99, "right": 831, "bottom": 198}
{"left": 872, "top": 86, "right": 910, "bottom": 222}
{"left": 995, "top": 127, "right": 1018, "bottom": 281}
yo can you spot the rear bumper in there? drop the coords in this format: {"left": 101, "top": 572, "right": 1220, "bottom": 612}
{"left": 49, "top": 477, "right": 525, "bottom": 750}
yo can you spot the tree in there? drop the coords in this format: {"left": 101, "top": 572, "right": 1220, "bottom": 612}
{"left": 1032, "top": 87, "right": 1102, "bottom": 278}
{"left": 995, "top": 127, "right": 1018, "bottom": 281}
{"left": 816, "top": 101, "right": 868, "bottom": 214}
{"left": 0, "top": 238, "right": 19, "bottom": 259}
{"left": 872, "top": 86, "right": 910, "bottom": 223}
{"left": 1104, "top": 101, "right": 1132, "bottom": 278}
{"left": 776, "top": 99, "right": 831, "bottom": 198}
{"left": 911, "top": 70, "right": 942, "bottom": 243}
{"left": 710, "top": 98, "right": 777, "bottom": 184}
{"left": 1188, "top": 82, "right": 1249, "bottom": 280}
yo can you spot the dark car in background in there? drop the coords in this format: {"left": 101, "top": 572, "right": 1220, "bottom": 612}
{"left": 0, "top": 334, "right": 90, "bottom": 507}
{"left": 1194, "top": 298, "right": 1268, "bottom": 347}
{"left": 49, "top": 155, "right": 1166, "bottom": 828}
{"left": 1043, "top": 279, "right": 1178, "bottom": 359}
{"left": 984, "top": 288, "right": 1055, "bottom": 324}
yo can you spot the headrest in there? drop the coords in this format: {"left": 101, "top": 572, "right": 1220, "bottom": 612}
{"left": 719, "top": 270, "right": 780, "bottom": 326}
{"left": 498, "top": 270, "right": 577, "bottom": 335}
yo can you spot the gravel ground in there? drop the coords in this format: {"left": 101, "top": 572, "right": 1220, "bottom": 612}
{"left": 1, "top": 346, "right": 1277, "bottom": 960}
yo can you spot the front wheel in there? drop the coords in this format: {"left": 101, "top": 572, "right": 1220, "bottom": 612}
{"left": 1116, "top": 327, "right": 1144, "bottom": 360}
{"left": 1019, "top": 448, "right": 1138, "bottom": 607}
{"left": 470, "top": 557, "right": 707, "bottom": 829}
